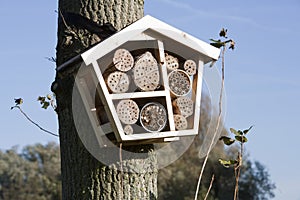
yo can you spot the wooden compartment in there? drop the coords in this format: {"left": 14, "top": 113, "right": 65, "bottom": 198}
{"left": 72, "top": 15, "right": 220, "bottom": 145}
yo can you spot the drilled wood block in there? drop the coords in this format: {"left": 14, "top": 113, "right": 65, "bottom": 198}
{"left": 165, "top": 53, "right": 179, "bottom": 70}
{"left": 140, "top": 102, "right": 167, "bottom": 132}
{"left": 184, "top": 59, "right": 197, "bottom": 76}
{"left": 168, "top": 69, "right": 191, "bottom": 97}
{"left": 113, "top": 48, "right": 134, "bottom": 72}
{"left": 123, "top": 124, "right": 133, "bottom": 135}
{"left": 173, "top": 96, "right": 194, "bottom": 118}
{"left": 106, "top": 71, "right": 130, "bottom": 93}
{"left": 174, "top": 114, "right": 188, "bottom": 130}
{"left": 133, "top": 52, "right": 160, "bottom": 91}
{"left": 116, "top": 99, "right": 139, "bottom": 125}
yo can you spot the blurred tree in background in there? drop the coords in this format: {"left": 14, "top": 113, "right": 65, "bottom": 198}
{"left": 157, "top": 135, "right": 276, "bottom": 200}
{"left": 0, "top": 143, "right": 61, "bottom": 200}
{"left": 157, "top": 95, "right": 276, "bottom": 200}
{"left": 1, "top": 95, "right": 275, "bottom": 199}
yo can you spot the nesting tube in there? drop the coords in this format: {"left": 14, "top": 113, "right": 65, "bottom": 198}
{"left": 174, "top": 114, "right": 188, "bottom": 130}
{"left": 123, "top": 124, "right": 133, "bottom": 135}
{"left": 168, "top": 69, "right": 191, "bottom": 97}
{"left": 173, "top": 96, "right": 194, "bottom": 118}
{"left": 106, "top": 71, "right": 130, "bottom": 93}
{"left": 140, "top": 102, "right": 167, "bottom": 132}
{"left": 133, "top": 52, "right": 160, "bottom": 91}
{"left": 116, "top": 99, "right": 139, "bottom": 125}
{"left": 165, "top": 53, "right": 179, "bottom": 70}
{"left": 113, "top": 48, "right": 134, "bottom": 72}
{"left": 184, "top": 59, "right": 197, "bottom": 76}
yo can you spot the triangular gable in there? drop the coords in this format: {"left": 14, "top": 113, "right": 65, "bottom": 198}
{"left": 81, "top": 15, "right": 219, "bottom": 65}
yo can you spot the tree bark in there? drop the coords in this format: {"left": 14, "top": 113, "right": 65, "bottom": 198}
{"left": 53, "top": 0, "right": 158, "bottom": 199}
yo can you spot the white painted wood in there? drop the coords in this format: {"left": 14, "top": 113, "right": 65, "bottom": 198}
{"left": 75, "top": 15, "right": 216, "bottom": 144}
{"left": 121, "top": 129, "right": 197, "bottom": 141}
{"left": 110, "top": 90, "right": 168, "bottom": 100}
{"left": 91, "top": 60, "right": 124, "bottom": 141}
{"left": 157, "top": 40, "right": 175, "bottom": 131}
{"left": 81, "top": 15, "right": 220, "bottom": 65}
{"left": 129, "top": 33, "right": 156, "bottom": 41}
{"left": 164, "top": 137, "right": 180, "bottom": 142}
{"left": 75, "top": 75, "right": 106, "bottom": 147}
{"left": 193, "top": 60, "right": 204, "bottom": 132}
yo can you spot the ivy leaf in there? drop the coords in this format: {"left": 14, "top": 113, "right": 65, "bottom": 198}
{"left": 235, "top": 135, "right": 248, "bottom": 143}
{"left": 219, "top": 136, "right": 235, "bottom": 146}
{"left": 219, "top": 28, "right": 228, "bottom": 38}
{"left": 229, "top": 40, "right": 235, "bottom": 50}
{"left": 42, "top": 102, "right": 50, "bottom": 109}
{"left": 37, "top": 96, "right": 46, "bottom": 104}
{"left": 46, "top": 94, "right": 52, "bottom": 100}
{"left": 210, "top": 39, "right": 225, "bottom": 48}
{"left": 14, "top": 98, "right": 23, "bottom": 106}
{"left": 243, "top": 125, "right": 253, "bottom": 134}
{"left": 230, "top": 128, "right": 244, "bottom": 136}
{"left": 219, "top": 159, "right": 238, "bottom": 168}
{"left": 229, "top": 128, "right": 238, "bottom": 135}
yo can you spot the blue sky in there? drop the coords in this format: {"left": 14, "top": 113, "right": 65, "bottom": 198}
{"left": 1, "top": 0, "right": 300, "bottom": 199}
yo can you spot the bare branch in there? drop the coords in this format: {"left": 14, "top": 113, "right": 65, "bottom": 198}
{"left": 204, "top": 174, "right": 215, "bottom": 200}
{"left": 194, "top": 45, "right": 226, "bottom": 200}
{"left": 11, "top": 106, "right": 59, "bottom": 137}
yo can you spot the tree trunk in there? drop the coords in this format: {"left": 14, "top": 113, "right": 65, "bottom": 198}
{"left": 53, "top": 1, "right": 158, "bottom": 199}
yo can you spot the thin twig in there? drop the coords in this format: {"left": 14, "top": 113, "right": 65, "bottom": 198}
{"left": 204, "top": 174, "right": 215, "bottom": 200}
{"left": 119, "top": 143, "right": 124, "bottom": 200}
{"left": 59, "top": 9, "right": 71, "bottom": 31}
{"left": 58, "top": 9, "right": 82, "bottom": 41}
{"left": 194, "top": 46, "right": 226, "bottom": 200}
{"left": 11, "top": 106, "right": 59, "bottom": 137}
{"left": 234, "top": 143, "right": 243, "bottom": 200}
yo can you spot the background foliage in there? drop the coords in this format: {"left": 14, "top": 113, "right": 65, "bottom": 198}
{"left": 0, "top": 95, "right": 275, "bottom": 199}
{"left": 0, "top": 143, "right": 61, "bottom": 200}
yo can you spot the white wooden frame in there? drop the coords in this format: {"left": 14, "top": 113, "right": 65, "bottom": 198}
{"left": 75, "top": 15, "right": 220, "bottom": 144}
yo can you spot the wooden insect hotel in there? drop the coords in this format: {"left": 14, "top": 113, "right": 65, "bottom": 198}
{"left": 58, "top": 15, "right": 220, "bottom": 147}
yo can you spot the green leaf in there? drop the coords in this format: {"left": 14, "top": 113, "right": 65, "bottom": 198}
{"left": 219, "top": 28, "right": 228, "bottom": 38}
{"left": 229, "top": 40, "right": 235, "bottom": 50}
{"left": 14, "top": 98, "right": 23, "bottom": 106}
{"left": 230, "top": 128, "right": 239, "bottom": 135}
{"left": 230, "top": 128, "right": 244, "bottom": 136}
{"left": 37, "top": 96, "right": 46, "bottom": 104}
{"left": 210, "top": 39, "right": 225, "bottom": 48}
{"left": 235, "top": 135, "right": 248, "bottom": 143}
{"left": 46, "top": 94, "right": 52, "bottom": 100}
{"left": 42, "top": 102, "right": 50, "bottom": 109}
{"left": 219, "top": 136, "right": 235, "bottom": 146}
{"left": 243, "top": 125, "right": 253, "bottom": 134}
{"left": 219, "top": 158, "right": 238, "bottom": 168}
